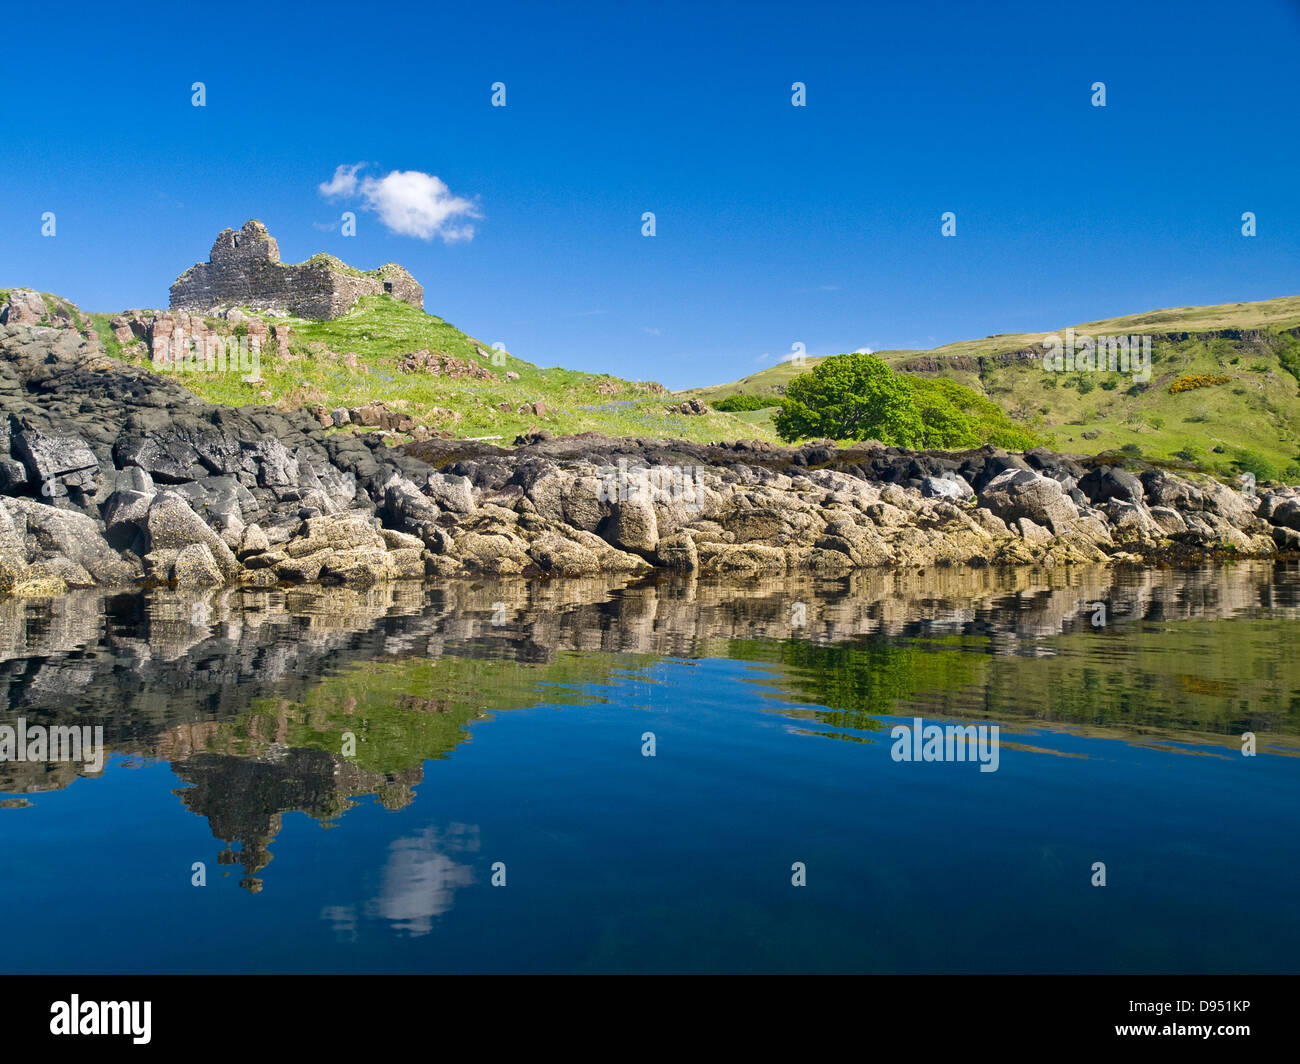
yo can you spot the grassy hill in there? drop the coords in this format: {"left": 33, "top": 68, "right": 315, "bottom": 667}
{"left": 77, "top": 295, "right": 774, "bottom": 445}
{"left": 684, "top": 295, "right": 1300, "bottom": 479}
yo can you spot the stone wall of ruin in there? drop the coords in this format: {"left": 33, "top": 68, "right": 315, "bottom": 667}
{"left": 169, "top": 220, "right": 424, "bottom": 320}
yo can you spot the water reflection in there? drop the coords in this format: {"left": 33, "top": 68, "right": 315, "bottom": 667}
{"left": 2, "top": 562, "right": 1299, "bottom": 895}
{"left": 368, "top": 826, "right": 479, "bottom": 936}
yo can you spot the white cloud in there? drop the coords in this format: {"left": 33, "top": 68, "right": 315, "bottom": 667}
{"left": 318, "top": 164, "right": 481, "bottom": 243}
{"left": 854, "top": 346, "right": 874, "bottom": 354}
{"left": 318, "top": 163, "right": 364, "bottom": 199}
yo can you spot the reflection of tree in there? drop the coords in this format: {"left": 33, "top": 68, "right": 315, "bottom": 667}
{"left": 732, "top": 636, "right": 987, "bottom": 730}
{"left": 7, "top": 566, "right": 1300, "bottom": 885}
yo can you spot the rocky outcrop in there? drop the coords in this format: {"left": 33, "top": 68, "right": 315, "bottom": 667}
{"left": 0, "top": 291, "right": 1294, "bottom": 598}
{"left": 169, "top": 219, "right": 423, "bottom": 319}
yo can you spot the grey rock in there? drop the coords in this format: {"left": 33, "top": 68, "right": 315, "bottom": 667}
{"left": 978, "top": 469, "right": 1080, "bottom": 534}
{"left": 145, "top": 492, "right": 240, "bottom": 578}
{"left": 1, "top": 497, "right": 137, "bottom": 586}
{"left": 171, "top": 543, "right": 224, "bottom": 588}
{"left": 921, "top": 474, "right": 974, "bottom": 501}
{"left": 423, "top": 471, "right": 475, "bottom": 514}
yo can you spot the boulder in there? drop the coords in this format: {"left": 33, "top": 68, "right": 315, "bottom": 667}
{"left": 977, "top": 469, "right": 1080, "bottom": 534}
{"left": 0, "top": 289, "right": 46, "bottom": 325}
{"left": 1140, "top": 469, "right": 1202, "bottom": 511}
{"left": 171, "top": 543, "right": 224, "bottom": 588}
{"left": 1076, "top": 466, "right": 1144, "bottom": 506}
{"left": 12, "top": 429, "right": 100, "bottom": 494}
{"left": 655, "top": 531, "right": 698, "bottom": 571}
{"left": 920, "top": 474, "right": 974, "bottom": 502}
{"left": 606, "top": 495, "right": 659, "bottom": 554}
{"left": 1270, "top": 498, "right": 1300, "bottom": 532}
{"left": 1, "top": 497, "right": 137, "bottom": 586}
{"left": 424, "top": 471, "right": 475, "bottom": 514}
{"left": 144, "top": 491, "right": 240, "bottom": 578}
{"left": 1199, "top": 478, "right": 1258, "bottom": 529}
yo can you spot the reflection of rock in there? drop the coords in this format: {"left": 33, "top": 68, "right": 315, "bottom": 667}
{"left": 6, "top": 563, "right": 1300, "bottom": 841}
{"left": 368, "top": 826, "right": 478, "bottom": 936}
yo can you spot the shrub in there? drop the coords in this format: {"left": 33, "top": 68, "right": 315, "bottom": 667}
{"left": 774, "top": 353, "right": 924, "bottom": 445}
{"left": 773, "top": 353, "right": 1039, "bottom": 449}
{"left": 1233, "top": 449, "right": 1279, "bottom": 483}
{"left": 712, "top": 393, "right": 777, "bottom": 412}
{"left": 1169, "top": 374, "right": 1230, "bottom": 395}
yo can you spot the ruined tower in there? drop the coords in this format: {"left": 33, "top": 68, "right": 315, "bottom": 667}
{"left": 169, "top": 220, "right": 423, "bottom": 319}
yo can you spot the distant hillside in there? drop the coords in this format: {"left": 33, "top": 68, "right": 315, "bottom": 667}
{"left": 60, "top": 294, "right": 775, "bottom": 445}
{"left": 685, "top": 295, "right": 1300, "bottom": 479}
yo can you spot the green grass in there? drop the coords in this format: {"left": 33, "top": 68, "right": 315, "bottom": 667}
{"left": 685, "top": 294, "right": 1300, "bottom": 478}
{"left": 50, "top": 288, "right": 1300, "bottom": 474}
{"left": 88, "top": 295, "right": 774, "bottom": 445}
{"left": 301, "top": 252, "right": 368, "bottom": 278}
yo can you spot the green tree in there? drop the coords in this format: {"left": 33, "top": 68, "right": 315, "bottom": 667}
{"left": 908, "top": 379, "right": 981, "bottom": 449}
{"left": 774, "top": 353, "right": 925, "bottom": 444}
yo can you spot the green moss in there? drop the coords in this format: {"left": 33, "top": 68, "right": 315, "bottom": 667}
{"left": 301, "top": 252, "right": 368, "bottom": 278}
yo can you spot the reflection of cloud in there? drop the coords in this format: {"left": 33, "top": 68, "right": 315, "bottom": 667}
{"left": 367, "top": 825, "right": 479, "bottom": 937}
{"left": 321, "top": 904, "right": 358, "bottom": 941}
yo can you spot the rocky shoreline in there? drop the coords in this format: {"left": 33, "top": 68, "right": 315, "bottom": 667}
{"left": 3, "top": 296, "right": 1299, "bottom": 597}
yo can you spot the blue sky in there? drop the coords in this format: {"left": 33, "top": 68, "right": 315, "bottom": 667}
{"left": 2, "top": 0, "right": 1298, "bottom": 390}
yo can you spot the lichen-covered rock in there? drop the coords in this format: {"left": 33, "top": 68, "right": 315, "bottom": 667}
{"left": 0, "top": 289, "right": 47, "bottom": 325}
{"left": 172, "top": 543, "right": 224, "bottom": 588}
{"left": 656, "top": 532, "right": 698, "bottom": 572}
{"left": 145, "top": 492, "right": 240, "bottom": 579}
{"left": 424, "top": 471, "right": 475, "bottom": 514}
{"left": 2, "top": 497, "right": 137, "bottom": 586}
{"left": 921, "top": 474, "right": 974, "bottom": 502}
{"left": 608, "top": 495, "right": 659, "bottom": 555}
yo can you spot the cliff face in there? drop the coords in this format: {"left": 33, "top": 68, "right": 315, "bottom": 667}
{"left": 169, "top": 219, "right": 423, "bottom": 319}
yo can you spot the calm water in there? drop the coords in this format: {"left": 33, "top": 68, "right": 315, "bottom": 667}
{"left": 1, "top": 563, "right": 1297, "bottom": 973}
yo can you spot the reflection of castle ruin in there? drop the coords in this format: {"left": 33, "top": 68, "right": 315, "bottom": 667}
{"left": 169, "top": 219, "right": 423, "bottom": 320}
{"left": 173, "top": 749, "right": 424, "bottom": 893}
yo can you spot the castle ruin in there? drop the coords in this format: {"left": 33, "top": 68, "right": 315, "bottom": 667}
{"left": 169, "top": 219, "right": 424, "bottom": 319}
